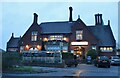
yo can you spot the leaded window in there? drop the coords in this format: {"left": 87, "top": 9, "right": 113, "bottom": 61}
{"left": 31, "top": 31, "right": 38, "bottom": 41}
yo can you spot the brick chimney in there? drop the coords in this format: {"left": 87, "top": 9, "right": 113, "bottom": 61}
{"left": 95, "top": 13, "right": 103, "bottom": 25}
{"left": 69, "top": 7, "right": 73, "bottom": 22}
{"left": 33, "top": 13, "right": 38, "bottom": 24}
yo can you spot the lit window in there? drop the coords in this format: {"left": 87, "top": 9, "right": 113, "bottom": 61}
{"left": 76, "top": 30, "right": 83, "bottom": 40}
{"left": 100, "top": 47, "right": 113, "bottom": 52}
{"left": 92, "top": 46, "right": 96, "bottom": 50}
{"left": 100, "top": 47, "right": 103, "bottom": 50}
{"left": 107, "top": 47, "right": 109, "bottom": 50}
{"left": 49, "top": 35, "right": 63, "bottom": 40}
{"left": 103, "top": 47, "right": 106, "bottom": 50}
{"left": 31, "top": 31, "right": 38, "bottom": 41}
{"left": 110, "top": 47, "right": 113, "bottom": 50}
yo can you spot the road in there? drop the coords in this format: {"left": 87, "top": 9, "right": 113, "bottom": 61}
{"left": 2, "top": 64, "right": 120, "bottom": 78}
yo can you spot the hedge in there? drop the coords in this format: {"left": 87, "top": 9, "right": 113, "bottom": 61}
{"left": 2, "top": 52, "right": 22, "bottom": 70}
{"left": 86, "top": 49, "right": 97, "bottom": 59}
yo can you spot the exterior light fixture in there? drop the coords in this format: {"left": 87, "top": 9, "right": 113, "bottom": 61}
{"left": 63, "top": 37, "right": 67, "bottom": 41}
{"left": 80, "top": 52, "right": 82, "bottom": 55}
{"left": 25, "top": 45, "right": 29, "bottom": 49}
{"left": 37, "top": 45, "right": 42, "bottom": 50}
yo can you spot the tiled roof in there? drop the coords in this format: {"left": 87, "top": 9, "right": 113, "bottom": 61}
{"left": 40, "top": 21, "right": 115, "bottom": 46}
{"left": 7, "top": 37, "right": 20, "bottom": 48}
{"left": 87, "top": 25, "right": 116, "bottom": 46}
{"left": 40, "top": 21, "right": 75, "bottom": 34}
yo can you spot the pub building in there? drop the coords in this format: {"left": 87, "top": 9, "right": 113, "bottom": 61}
{"left": 7, "top": 7, "right": 116, "bottom": 59}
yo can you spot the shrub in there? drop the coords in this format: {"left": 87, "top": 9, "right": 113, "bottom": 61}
{"left": 2, "top": 52, "right": 22, "bottom": 70}
{"left": 62, "top": 52, "right": 74, "bottom": 65}
{"left": 62, "top": 52, "right": 74, "bottom": 60}
{"left": 86, "top": 49, "right": 97, "bottom": 60}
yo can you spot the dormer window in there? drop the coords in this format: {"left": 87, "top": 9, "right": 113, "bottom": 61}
{"left": 31, "top": 31, "right": 38, "bottom": 41}
{"left": 76, "top": 30, "right": 83, "bottom": 40}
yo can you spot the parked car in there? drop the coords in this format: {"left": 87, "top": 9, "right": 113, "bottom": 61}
{"left": 110, "top": 56, "right": 120, "bottom": 65}
{"left": 94, "top": 56, "right": 111, "bottom": 68}
{"left": 86, "top": 56, "right": 92, "bottom": 64}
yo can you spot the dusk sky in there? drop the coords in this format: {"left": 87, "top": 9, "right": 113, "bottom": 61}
{"left": 0, "top": 1, "right": 119, "bottom": 51}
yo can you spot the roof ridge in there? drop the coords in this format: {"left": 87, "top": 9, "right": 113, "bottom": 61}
{"left": 40, "top": 21, "right": 75, "bottom": 24}
{"left": 13, "top": 37, "right": 20, "bottom": 39}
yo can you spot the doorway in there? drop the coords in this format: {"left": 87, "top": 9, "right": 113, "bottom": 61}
{"left": 74, "top": 46, "right": 85, "bottom": 59}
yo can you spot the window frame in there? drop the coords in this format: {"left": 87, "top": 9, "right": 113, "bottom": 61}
{"left": 31, "top": 31, "right": 38, "bottom": 41}
{"left": 76, "top": 30, "right": 83, "bottom": 40}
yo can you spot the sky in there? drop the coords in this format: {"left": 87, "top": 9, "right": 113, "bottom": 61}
{"left": 0, "top": 1, "right": 119, "bottom": 51}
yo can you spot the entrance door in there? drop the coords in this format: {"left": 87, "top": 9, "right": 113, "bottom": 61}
{"left": 74, "top": 46, "right": 85, "bottom": 59}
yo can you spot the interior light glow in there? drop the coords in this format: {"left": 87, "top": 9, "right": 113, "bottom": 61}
{"left": 44, "top": 38, "right": 48, "bottom": 41}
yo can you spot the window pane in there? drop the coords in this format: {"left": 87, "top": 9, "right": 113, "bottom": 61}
{"left": 49, "top": 35, "right": 63, "bottom": 40}
{"left": 100, "top": 47, "right": 113, "bottom": 52}
{"left": 31, "top": 31, "right": 38, "bottom": 41}
{"left": 76, "top": 30, "right": 83, "bottom": 40}
{"left": 92, "top": 46, "right": 96, "bottom": 50}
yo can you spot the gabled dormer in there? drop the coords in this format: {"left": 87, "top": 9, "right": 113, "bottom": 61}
{"left": 70, "top": 16, "right": 98, "bottom": 45}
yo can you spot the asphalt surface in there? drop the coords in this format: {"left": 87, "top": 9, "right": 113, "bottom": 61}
{"left": 2, "top": 64, "right": 120, "bottom": 78}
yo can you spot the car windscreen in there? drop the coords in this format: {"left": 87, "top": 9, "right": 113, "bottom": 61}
{"left": 112, "top": 56, "right": 120, "bottom": 59}
{"left": 100, "top": 56, "right": 109, "bottom": 60}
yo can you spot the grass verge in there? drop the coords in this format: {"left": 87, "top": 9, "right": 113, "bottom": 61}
{"left": 4, "top": 66, "right": 57, "bottom": 74}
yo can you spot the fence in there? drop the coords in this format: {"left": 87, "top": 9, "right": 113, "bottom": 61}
{"left": 22, "top": 51, "right": 62, "bottom": 63}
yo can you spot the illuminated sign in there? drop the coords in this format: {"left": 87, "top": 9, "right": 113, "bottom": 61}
{"left": 71, "top": 41, "right": 88, "bottom": 45}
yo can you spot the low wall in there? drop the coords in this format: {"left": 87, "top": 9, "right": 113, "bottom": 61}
{"left": 21, "top": 51, "right": 64, "bottom": 67}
